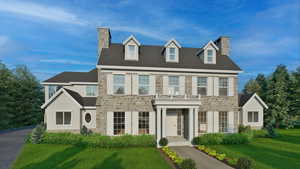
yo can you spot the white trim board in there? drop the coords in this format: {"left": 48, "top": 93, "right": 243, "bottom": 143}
{"left": 42, "top": 82, "right": 98, "bottom": 85}
{"left": 243, "top": 93, "right": 268, "bottom": 109}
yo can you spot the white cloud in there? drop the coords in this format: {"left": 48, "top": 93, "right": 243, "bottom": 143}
{"left": 40, "top": 59, "right": 94, "bottom": 66}
{"left": 0, "top": 0, "right": 85, "bottom": 25}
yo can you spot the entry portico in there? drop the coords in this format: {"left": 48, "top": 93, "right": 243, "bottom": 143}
{"left": 154, "top": 95, "right": 201, "bottom": 145}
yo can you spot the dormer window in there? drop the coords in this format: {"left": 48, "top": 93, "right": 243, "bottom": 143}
{"left": 207, "top": 49, "right": 213, "bottom": 63}
{"left": 198, "top": 40, "right": 219, "bottom": 64}
{"left": 165, "top": 39, "right": 181, "bottom": 63}
{"left": 123, "top": 35, "right": 140, "bottom": 61}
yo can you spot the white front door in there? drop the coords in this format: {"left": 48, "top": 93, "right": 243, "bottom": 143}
{"left": 166, "top": 110, "right": 183, "bottom": 137}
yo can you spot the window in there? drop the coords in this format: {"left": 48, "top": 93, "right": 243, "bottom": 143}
{"left": 207, "top": 49, "right": 213, "bottom": 63}
{"left": 139, "top": 112, "right": 149, "bottom": 134}
{"left": 49, "top": 85, "right": 62, "bottom": 98}
{"left": 56, "top": 112, "right": 71, "bottom": 125}
{"left": 248, "top": 111, "right": 259, "bottom": 122}
{"left": 113, "top": 75, "right": 125, "bottom": 94}
{"left": 198, "top": 112, "right": 207, "bottom": 133}
{"left": 128, "top": 45, "right": 136, "bottom": 58}
{"left": 139, "top": 75, "right": 150, "bottom": 95}
{"left": 219, "top": 78, "right": 228, "bottom": 96}
{"left": 169, "top": 47, "right": 176, "bottom": 61}
{"left": 113, "top": 112, "right": 125, "bottom": 135}
{"left": 197, "top": 77, "right": 207, "bottom": 96}
{"left": 219, "top": 112, "right": 228, "bottom": 132}
{"left": 169, "top": 76, "right": 180, "bottom": 95}
{"left": 177, "top": 111, "right": 183, "bottom": 136}
{"left": 85, "top": 113, "right": 91, "bottom": 123}
{"left": 86, "top": 85, "right": 97, "bottom": 96}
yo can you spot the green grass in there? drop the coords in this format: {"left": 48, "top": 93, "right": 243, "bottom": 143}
{"left": 11, "top": 144, "right": 172, "bottom": 169}
{"left": 209, "top": 129, "right": 300, "bottom": 169}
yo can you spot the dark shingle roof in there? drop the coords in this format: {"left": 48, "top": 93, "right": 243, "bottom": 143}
{"left": 238, "top": 93, "right": 254, "bottom": 107}
{"left": 64, "top": 88, "right": 96, "bottom": 107}
{"left": 98, "top": 43, "right": 241, "bottom": 71}
{"left": 44, "top": 68, "right": 97, "bottom": 83}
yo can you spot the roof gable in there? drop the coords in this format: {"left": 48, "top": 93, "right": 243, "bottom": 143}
{"left": 239, "top": 93, "right": 268, "bottom": 109}
{"left": 164, "top": 38, "right": 181, "bottom": 48}
{"left": 123, "top": 35, "right": 141, "bottom": 46}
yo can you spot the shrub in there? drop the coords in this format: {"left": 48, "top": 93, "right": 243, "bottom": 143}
{"left": 159, "top": 137, "right": 168, "bottom": 146}
{"left": 179, "top": 158, "right": 196, "bottom": 169}
{"left": 40, "top": 132, "right": 156, "bottom": 148}
{"left": 80, "top": 125, "right": 92, "bottom": 136}
{"left": 238, "top": 124, "right": 251, "bottom": 133}
{"left": 227, "top": 158, "right": 238, "bottom": 166}
{"left": 236, "top": 157, "right": 255, "bottom": 169}
{"left": 216, "top": 153, "right": 226, "bottom": 161}
{"left": 222, "top": 133, "right": 251, "bottom": 144}
{"left": 252, "top": 129, "right": 267, "bottom": 138}
{"left": 208, "top": 150, "right": 217, "bottom": 157}
{"left": 197, "top": 145, "right": 205, "bottom": 151}
{"left": 30, "top": 124, "right": 46, "bottom": 144}
{"left": 196, "top": 133, "right": 224, "bottom": 145}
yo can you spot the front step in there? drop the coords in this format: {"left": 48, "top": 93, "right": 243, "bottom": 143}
{"left": 168, "top": 141, "right": 192, "bottom": 147}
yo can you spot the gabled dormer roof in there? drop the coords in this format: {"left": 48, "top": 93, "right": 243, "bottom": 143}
{"left": 197, "top": 40, "right": 219, "bottom": 55}
{"left": 123, "top": 35, "right": 141, "bottom": 46}
{"left": 164, "top": 38, "right": 181, "bottom": 48}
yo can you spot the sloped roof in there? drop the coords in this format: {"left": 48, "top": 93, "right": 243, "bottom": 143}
{"left": 98, "top": 43, "right": 241, "bottom": 71}
{"left": 64, "top": 88, "right": 96, "bottom": 107}
{"left": 43, "top": 68, "right": 97, "bottom": 83}
{"left": 238, "top": 93, "right": 254, "bottom": 107}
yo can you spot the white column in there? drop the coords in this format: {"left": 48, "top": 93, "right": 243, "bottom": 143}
{"left": 214, "top": 111, "right": 219, "bottom": 133}
{"left": 194, "top": 107, "right": 199, "bottom": 137}
{"left": 188, "top": 108, "right": 194, "bottom": 141}
{"left": 162, "top": 108, "right": 167, "bottom": 138}
{"left": 156, "top": 107, "right": 161, "bottom": 145}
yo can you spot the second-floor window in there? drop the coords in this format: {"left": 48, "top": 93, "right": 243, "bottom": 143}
{"left": 169, "top": 47, "right": 176, "bottom": 61}
{"left": 197, "top": 77, "right": 207, "bottom": 96}
{"left": 139, "top": 75, "right": 150, "bottom": 95}
{"left": 128, "top": 45, "right": 136, "bottom": 58}
{"left": 219, "top": 77, "right": 228, "bottom": 96}
{"left": 86, "top": 85, "right": 98, "bottom": 96}
{"left": 113, "top": 74, "right": 125, "bottom": 94}
{"left": 49, "top": 85, "right": 61, "bottom": 98}
{"left": 169, "top": 76, "right": 179, "bottom": 95}
{"left": 207, "top": 49, "right": 213, "bottom": 63}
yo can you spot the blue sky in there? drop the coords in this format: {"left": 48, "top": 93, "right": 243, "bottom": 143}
{"left": 0, "top": 0, "right": 299, "bottom": 90}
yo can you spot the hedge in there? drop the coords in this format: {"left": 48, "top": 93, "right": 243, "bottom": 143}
{"left": 193, "top": 132, "right": 253, "bottom": 145}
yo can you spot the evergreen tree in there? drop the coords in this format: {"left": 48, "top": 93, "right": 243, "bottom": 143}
{"left": 255, "top": 74, "right": 268, "bottom": 101}
{"left": 243, "top": 79, "right": 261, "bottom": 94}
{"left": 289, "top": 67, "right": 300, "bottom": 117}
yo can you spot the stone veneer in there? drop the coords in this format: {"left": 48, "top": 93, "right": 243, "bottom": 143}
{"left": 96, "top": 69, "right": 240, "bottom": 134}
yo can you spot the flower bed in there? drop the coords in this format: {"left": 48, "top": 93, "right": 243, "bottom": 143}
{"left": 162, "top": 146, "right": 183, "bottom": 166}
{"left": 196, "top": 145, "right": 238, "bottom": 167}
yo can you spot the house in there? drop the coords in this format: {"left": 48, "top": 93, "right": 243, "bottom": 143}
{"left": 41, "top": 28, "right": 268, "bottom": 145}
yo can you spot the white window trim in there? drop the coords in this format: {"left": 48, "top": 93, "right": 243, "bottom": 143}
{"left": 85, "top": 85, "right": 98, "bottom": 97}
{"left": 138, "top": 75, "right": 150, "bottom": 95}
{"left": 123, "top": 35, "right": 140, "bottom": 61}
{"left": 113, "top": 74, "right": 125, "bottom": 95}
{"left": 168, "top": 76, "right": 180, "bottom": 95}
{"left": 219, "top": 77, "right": 229, "bottom": 96}
{"left": 247, "top": 111, "right": 259, "bottom": 123}
{"left": 56, "top": 111, "right": 72, "bottom": 126}
{"left": 197, "top": 77, "right": 207, "bottom": 96}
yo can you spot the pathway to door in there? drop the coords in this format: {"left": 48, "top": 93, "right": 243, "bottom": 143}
{"left": 170, "top": 146, "right": 234, "bottom": 169}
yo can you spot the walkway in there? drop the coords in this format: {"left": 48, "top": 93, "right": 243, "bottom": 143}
{"left": 170, "top": 146, "right": 234, "bottom": 169}
{"left": 0, "top": 128, "right": 32, "bottom": 169}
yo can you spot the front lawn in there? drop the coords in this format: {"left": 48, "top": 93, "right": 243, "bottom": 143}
{"left": 11, "top": 144, "right": 172, "bottom": 169}
{"left": 208, "top": 129, "right": 300, "bottom": 169}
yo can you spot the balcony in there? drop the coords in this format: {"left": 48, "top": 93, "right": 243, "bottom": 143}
{"left": 153, "top": 93, "right": 202, "bottom": 106}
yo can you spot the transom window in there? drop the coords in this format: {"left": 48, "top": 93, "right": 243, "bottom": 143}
{"left": 219, "top": 77, "right": 228, "bottom": 96}
{"left": 128, "top": 45, "right": 136, "bottom": 58}
{"left": 248, "top": 111, "right": 259, "bottom": 122}
{"left": 207, "top": 49, "right": 213, "bottom": 63}
{"left": 49, "top": 85, "right": 62, "bottom": 98}
{"left": 219, "top": 111, "right": 228, "bottom": 132}
{"left": 86, "top": 85, "right": 98, "bottom": 96}
{"left": 169, "top": 47, "right": 176, "bottom": 61}
{"left": 139, "top": 75, "right": 150, "bottom": 95}
{"left": 198, "top": 112, "right": 207, "bottom": 133}
{"left": 113, "top": 74, "right": 125, "bottom": 94}
{"left": 197, "top": 77, "right": 207, "bottom": 96}
{"left": 168, "top": 76, "right": 180, "bottom": 95}
{"left": 138, "top": 112, "right": 149, "bottom": 134}
{"left": 113, "top": 112, "right": 125, "bottom": 135}
{"left": 56, "top": 112, "right": 71, "bottom": 125}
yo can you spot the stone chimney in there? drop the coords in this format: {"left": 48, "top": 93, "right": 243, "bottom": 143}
{"left": 97, "top": 28, "right": 111, "bottom": 56}
{"left": 215, "top": 36, "right": 230, "bottom": 56}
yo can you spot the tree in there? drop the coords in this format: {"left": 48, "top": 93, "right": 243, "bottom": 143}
{"left": 289, "top": 67, "right": 300, "bottom": 117}
{"left": 255, "top": 74, "right": 268, "bottom": 101}
{"left": 265, "top": 65, "right": 290, "bottom": 128}
{"left": 243, "top": 79, "right": 261, "bottom": 94}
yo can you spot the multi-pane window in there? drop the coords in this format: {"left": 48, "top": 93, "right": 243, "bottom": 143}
{"left": 169, "top": 76, "right": 180, "bottom": 95}
{"left": 86, "top": 85, "right": 98, "bottom": 96}
{"left": 113, "top": 112, "right": 125, "bottom": 135}
{"left": 169, "top": 47, "right": 176, "bottom": 61}
{"left": 177, "top": 111, "right": 183, "bottom": 136}
{"left": 219, "top": 111, "right": 228, "bottom": 132}
{"left": 219, "top": 78, "right": 228, "bottom": 96}
{"left": 207, "top": 49, "right": 213, "bottom": 63}
{"left": 128, "top": 45, "right": 136, "bottom": 58}
{"left": 198, "top": 112, "right": 207, "bottom": 133}
{"left": 197, "top": 77, "right": 207, "bottom": 96}
{"left": 113, "top": 74, "right": 125, "bottom": 94}
{"left": 248, "top": 111, "right": 259, "bottom": 122}
{"left": 138, "top": 112, "right": 149, "bottom": 134}
{"left": 139, "top": 75, "right": 150, "bottom": 95}
{"left": 49, "top": 85, "right": 61, "bottom": 98}
{"left": 56, "top": 112, "right": 71, "bottom": 125}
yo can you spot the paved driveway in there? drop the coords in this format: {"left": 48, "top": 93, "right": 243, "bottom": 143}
{"left": 0, "top": 128, "right": 32, "bottom": 169}
{"left": 170, "top": 146, "right": 234, "bottom": 169}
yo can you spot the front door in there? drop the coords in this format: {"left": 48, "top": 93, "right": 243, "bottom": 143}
{"left": 166, "top": 109, "right": 183, "bottom": 137}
